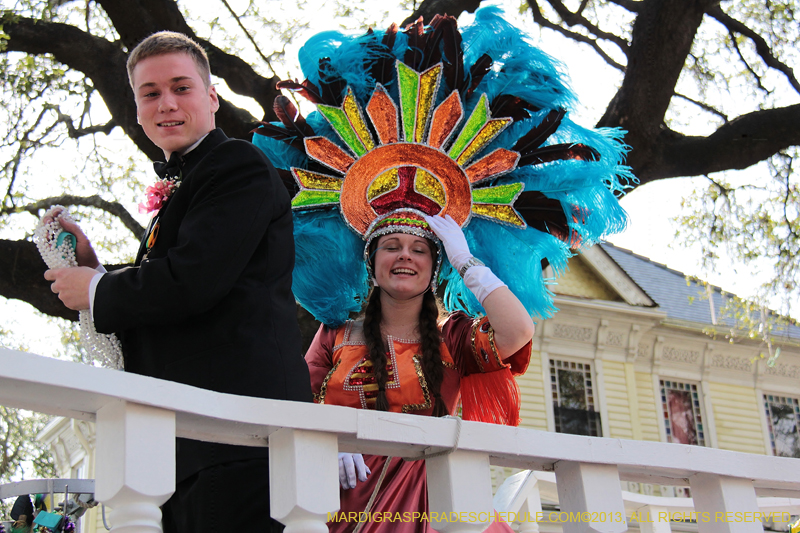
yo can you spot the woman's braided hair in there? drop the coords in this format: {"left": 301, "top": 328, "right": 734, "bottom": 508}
{"left": 363, "top": 238, "right": 448, "bottom": 416}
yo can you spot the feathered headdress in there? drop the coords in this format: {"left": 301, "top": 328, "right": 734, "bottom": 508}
{"left": 254, "top": 8, "right": 634, "bottom": 326}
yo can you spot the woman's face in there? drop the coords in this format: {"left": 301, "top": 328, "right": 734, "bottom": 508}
{"left": 373, "top": 232, "right": 434, "bottom": 300}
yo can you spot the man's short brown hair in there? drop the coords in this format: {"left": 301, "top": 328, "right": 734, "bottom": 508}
{"left": 127, "top": 31, "right": 211, "bottom": 88}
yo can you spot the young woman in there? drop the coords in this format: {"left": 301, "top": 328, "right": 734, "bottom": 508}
{"left": 305, "top": 210, "right": 534, "bottom": 532}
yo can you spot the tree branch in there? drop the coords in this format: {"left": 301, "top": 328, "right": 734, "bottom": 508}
{"left": 3, "top": 195, "right": 145, "bottom": 239}
{"left": 642, "top": 104, "right": 800, "bottom": 182}
{"left": 0, "top": 238, "right": 79, "bottom": 321}
{"left": 708, "top": 5, "right": 800, "bottom": 95}
{"left": 542, "top": 0, "right": 629, "bottom": 53}
{"left": 727, "top": 28, "right": 769, "bottom": 94}
{"left": 597, "top": 0, "right": 716, "bottom": 173}
{"left": 218, "top": 0, "right": 277, "bottom": 77}
{"left": 1, "top": 13, "right": 163, "bottom": 161}
{"left": 402, "top": 0, "right": 483, "bottom": 26}
{"left": 50, "top": 105, "right": 118, "bottom": 139}
{"left": 527, "top": 0, "right": 626, "bottom": 71}
{"left": 674, "top": 92, "right": 729, "bottom": 121}
{"left": 607, "top": 0, "right": 639, "bottom": 12}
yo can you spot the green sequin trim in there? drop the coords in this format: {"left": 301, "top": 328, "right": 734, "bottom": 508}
{"left": 291, "top": 190, "right": 341, "bottom": 208}
{"left": 448, "top": 94, "right": 488, "bottom": 160}
{"left": 397, "top": 62, "right": 420, "bottom": 142}
{"left": 317, "top": 104, "right": 367, "bottom": 157}
{"left": 471, "top": 182, "right": 523, "bottom": 204}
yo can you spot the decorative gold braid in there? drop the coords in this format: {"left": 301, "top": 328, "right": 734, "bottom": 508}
{"left": 315, "top": 359, "right": 341, "bottom": 404}
{"left": 486, "top": 322, "right": 505, "bottom": 368}
{"left": 402, "top": 355, "right": 432, "bottom": 413}
{"left": 470, "top": 318, "right": 485, "bottom": 373}
{"left": 469, "top": 317, "right": 505, "bottom": 371}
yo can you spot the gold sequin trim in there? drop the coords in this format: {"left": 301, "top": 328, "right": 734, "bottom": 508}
{"left": 402, "top": 354, "right": 432, "bottom": 413}
{"left": 487, "top": 323, "right": 504, "bottom": 367}
{"left": 470, "top": 318, "right": 485, "bottom": 372}
{"left": 315, "top": 359, "right": 341, "bottom": 404}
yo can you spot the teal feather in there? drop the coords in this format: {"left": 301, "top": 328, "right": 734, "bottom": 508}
{"left": 293, "top": 210, "right": 369, "bottom": 326}
{"left": 251, "top": 126, "right": 307, "bottom": 171}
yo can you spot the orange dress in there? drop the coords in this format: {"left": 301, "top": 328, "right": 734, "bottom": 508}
{"left": 305, "top": 312, "right": 531, "bottom": 532}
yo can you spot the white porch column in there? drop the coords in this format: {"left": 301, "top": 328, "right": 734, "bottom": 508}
{"left": 689, "top": 474, "right": 763, "bottom": 533}
{"left": 95, "top": 400, "right": 175, "bottom": 533}
{"left": 269, "top": 428, "right": 339, "bottom": 533}
{"left": 554, "top": 461, "right": 628, "bottom": 533}
{"left": 638, "top": 505, "right": 672, "bottom": 533}
{"left": 426, "top": 450, "right": 493, "bottom": 533}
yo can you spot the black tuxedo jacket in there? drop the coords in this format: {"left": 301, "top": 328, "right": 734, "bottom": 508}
{"left": 95, "top": 128, "right": 311, "bottom": 480}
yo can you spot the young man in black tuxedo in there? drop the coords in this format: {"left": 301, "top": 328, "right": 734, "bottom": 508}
{"left": 45, "top": 32, "right": 311, "bottom": 532}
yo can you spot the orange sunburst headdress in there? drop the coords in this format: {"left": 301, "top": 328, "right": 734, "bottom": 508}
{"left": 253, "top": 8, "right": 634, "bottom": 326}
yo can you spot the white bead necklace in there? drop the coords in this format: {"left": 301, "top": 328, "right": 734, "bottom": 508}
{"left": 34, "top": 206, "right": 123, "bottom": 370}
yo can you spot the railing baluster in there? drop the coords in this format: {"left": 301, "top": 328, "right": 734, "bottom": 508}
{"left": 95, "top": 400, "right": 175, "bottom": 533}
{"left": 427, "top": 450, "right": 493, "bottom": 532}
{"left": 517, "top": 480, "right": 543, "bottom": 533}
{"left": 639, "top": 505, "right": 672, "bottom": 533}
{"left": 690, "top": 474, "right": 763, "bottom": 533}
{"left": 554, "top": 462, "right": 628, "bottom": 533}
{"left": 269, "top": 428, "right": 339, "bottom": 533}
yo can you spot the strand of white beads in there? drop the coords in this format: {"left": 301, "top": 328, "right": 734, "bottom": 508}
{"left": 34, "top": 206, "right": 123, "bottom": 370}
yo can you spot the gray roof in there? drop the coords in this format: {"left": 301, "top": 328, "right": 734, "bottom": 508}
{"left": 599, "top": 242, "right": 800, "bottom": 342}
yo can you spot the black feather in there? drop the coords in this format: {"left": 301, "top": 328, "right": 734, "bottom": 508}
{"left": 511, "top": 108, "right": 566, "bottom": 154}
{"left": 251, "top": 122, "right": 306, "bottom": 152}
{"left": 318, "top": 57, "right": 347, "bottom": 106}
{"left": 518, "top": 143, "right": 600, "bottom": 167}
{"left": 403, "top": 17, "right": 426, "bottom": 71}
{"left": 462, "top": 54, "right": 492, "bottom": 98}
{"left": 514, "top": 191, "right": 583, "bottom": 248}
{"left": 360, "top": 27, "right": 396, "bottom": 87}
{"left": 437, "top": 15, "right": 463, "bottom": 93}
{"left": 273, "top": 95, "right": 315, "bottom": 139}
{"left": 275, "top": 79, "right": 324, "bottom": 105}
{"left": 490, "top": 95, "right": 541, "bottom": 121}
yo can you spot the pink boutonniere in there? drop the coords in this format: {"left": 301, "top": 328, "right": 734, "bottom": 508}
{"left": 139, "top": 178, "right": 180, "bottom": 215}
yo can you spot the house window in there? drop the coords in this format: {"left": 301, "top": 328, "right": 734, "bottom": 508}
{"left": 550, "top": 359, "right": 602, "bottom": 436}
{"left": 763, "top": 394, "right": 800, "bottom": 458}
{"left": 660, "top": 380, "right": 705, "bottom": 445}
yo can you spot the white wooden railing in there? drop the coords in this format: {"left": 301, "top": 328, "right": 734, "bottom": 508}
{"left": 1, "top": 347, "right": 799, "bottom": 533}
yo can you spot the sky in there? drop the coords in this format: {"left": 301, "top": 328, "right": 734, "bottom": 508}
{"left": 0, "top": 0, "right": 792, "bottom": 358}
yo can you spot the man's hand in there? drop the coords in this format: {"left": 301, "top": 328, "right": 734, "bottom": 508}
{"left": 43, "top": 208, "right": 100, "bottom": 269}
{"left": 44, "top": 267, "right": 97, "bottom": 310}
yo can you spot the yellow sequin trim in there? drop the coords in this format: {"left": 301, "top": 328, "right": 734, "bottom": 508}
{"left": 368, "top": 168, "right": 400, "bottom": 200}
{"left": 402, "top": 355, "right": 432, "bottom": 413}
{"left": 315, "top": 359, "right": 341, "bottom": 404}
{"left": 472, "top": 204, "right": 525, "bottom": 227}
{"left": 415, "top": 168, "right": 446, "bottom": 206}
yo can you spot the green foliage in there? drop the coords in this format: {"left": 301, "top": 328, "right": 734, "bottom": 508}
{"left": 0, "top": 406, "right": 55, "bottom": 484}
{"left": 676, "top": 147, "right": 800, "bottom": 322}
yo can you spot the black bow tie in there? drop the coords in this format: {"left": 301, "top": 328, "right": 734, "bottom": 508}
{"left": 153, "top": 152, "right": 183, "bottom": 180}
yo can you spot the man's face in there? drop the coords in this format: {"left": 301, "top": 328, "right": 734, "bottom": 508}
{"left": 132, "top": 53, "right": 219, "bottom": 158}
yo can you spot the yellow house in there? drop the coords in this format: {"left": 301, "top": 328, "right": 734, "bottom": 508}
{"left": 514, "top": 243, "right": 800, "bottom": 499}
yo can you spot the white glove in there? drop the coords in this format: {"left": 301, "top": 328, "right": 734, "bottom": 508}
{"left": 424, "top": 214, "right": 472, "bottom": 271}
{"left": 338, "top": 452, "right": 371, "bottom": 490}
{"left": 425, "top": 214, "right": 506, "bottom": 304}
